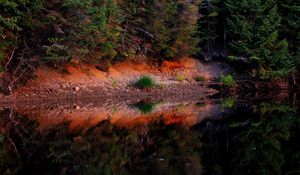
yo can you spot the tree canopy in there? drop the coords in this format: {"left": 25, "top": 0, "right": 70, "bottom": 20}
{"left": 0, "top": 0, "right": 299, "bottom": 82}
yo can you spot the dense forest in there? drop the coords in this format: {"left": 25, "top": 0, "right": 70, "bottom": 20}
{"left": 0, "top": 0, "right": 299, "bottom": 92}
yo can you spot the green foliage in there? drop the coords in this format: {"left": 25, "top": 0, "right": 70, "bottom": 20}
{"left": 198, "top": 0, "right": 223, "bottom": 52}
{"left": 226, "top": 0, "right": 295, "bottom": 78}
{"left": 220, "top": 74, "right": 235, "bottom": 87}
{"left": 259, "top": 67, "right": 292, "bottom": 79}
{"left": 0, "top": 0, "right": 42, "bottom": 71}
{"left": 278, "top": 0, "right": 300, "bottom": 63}
{"left": 0, "top": 0, "right": 42, "bottom": 33}
{"left": 119, "top": 0, "right": 200, "bottom": 59}
{"left": 135, "top": 75, "right": 156, "bottom": 89}
{"left": 0, "top": 0, "right": 299, "bottom": 84}
{"left": 44, "top": 44, "right": 70, "bottom": 63}
{"left": 62, "top": 0, "right": 123, "bottom": 62}
{"left": 0, "top": 0, "right": 201, "bottom": 76}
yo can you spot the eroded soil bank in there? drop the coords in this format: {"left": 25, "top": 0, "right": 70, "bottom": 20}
{"left": 0, "top": 57, "right": 232, "bottom": 103}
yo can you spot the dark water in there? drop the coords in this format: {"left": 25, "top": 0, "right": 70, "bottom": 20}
{"left": 0, "top": 93, "right": 299, "bottom": 175}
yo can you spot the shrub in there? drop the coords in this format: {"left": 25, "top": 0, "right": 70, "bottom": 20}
{"left": 44, "top": 44, "right": 70, "bottom": 64}
{"left": 135, "top": 75, "right": 156, "bottom": 89}
{"left": 220, "top": 75, "right": 236, "bottom": 87}
{"left": 176, "top": 75, "right": 185, "bottom": 82}
{"left": 194, "top": 76, "right": 207, "bottom": 82}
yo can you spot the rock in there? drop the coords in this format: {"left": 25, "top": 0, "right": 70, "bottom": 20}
{"left": 76, "top": 105, "right": 80, "bottom": 110}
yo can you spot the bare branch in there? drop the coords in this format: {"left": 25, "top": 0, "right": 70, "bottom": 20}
{"left": 5, "top": 47, "right": 16, "bottom": 70}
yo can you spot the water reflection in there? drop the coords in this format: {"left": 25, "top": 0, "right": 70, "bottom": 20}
{"left": 0, "top": 95, "right": 299, "bottom": 175}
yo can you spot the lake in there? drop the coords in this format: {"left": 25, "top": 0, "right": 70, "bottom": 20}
{"left": 0, "top": 92, "right": 299, "bottom": 175}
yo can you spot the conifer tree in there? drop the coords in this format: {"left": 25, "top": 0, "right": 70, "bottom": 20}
{"left": 278, "top": 0, "right": 300, "bottom": 64}
{"left": 198, "top": 0, "right": 222, "bottom": 53}
{"left": 119, "top": 0, "right": 200, "bottom": 60}
{"left": 62, "top": 0, "right": 123, "bottom": 63}
{"left": 0, "top": 0, "right": 42, "bottom": 71}
{"left": 226, "top": 0, "right": 294, "bottom": 78}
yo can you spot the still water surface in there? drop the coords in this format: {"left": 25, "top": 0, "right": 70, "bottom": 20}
{"left": 0, "top": 93, "right": 299, "bottom": 175}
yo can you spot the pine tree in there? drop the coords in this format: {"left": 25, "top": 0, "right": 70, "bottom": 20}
{"left": 118, "top": 0, "right": 200, "bottom": 60}
{"left": 0, "top": 0, "right": 42, "bottom": 71}
{"left": 278, "top": 0, "right": 300, "bottom": 64}
{"left": 198, "top": 0, "right": 222, "bottom": 53}
{"left": 226, "top": 0, "right": 294, "bottom": 78}
{"left": 62, "top": 0, "right": 123, "bottom": 63}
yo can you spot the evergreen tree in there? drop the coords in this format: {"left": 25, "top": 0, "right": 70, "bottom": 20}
{"left": 0, "top": 0, "right": 42, "bottom": 71}
{"left": 198, "top": 0, "right": 222, "bottom": 53}
{"left": 278, "top": 0, "right": 300, "bottom": 65}
{"left": 119, "top": 0, "right": 200, "bottom": 60}
{"left": 226, "top": 0, "right": 294, "bottom": 78}
{"left": 61, "top": 0, "right": 123, "bottom": 63}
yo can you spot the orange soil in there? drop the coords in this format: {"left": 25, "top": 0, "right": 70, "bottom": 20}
{"left": 19, "top": 57, "right": 210, "bottom": 90}
{"left": 1, "top": 57, "right": 227, "bottom": 131}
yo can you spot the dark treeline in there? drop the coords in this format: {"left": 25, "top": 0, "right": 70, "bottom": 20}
{"left": 198, "top": 0, "right": 300, "bottom": 79}
{"left": 0, "top": 0, "right": 299, "bottom": 89}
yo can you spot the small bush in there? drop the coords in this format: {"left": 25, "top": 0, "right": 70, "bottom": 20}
{"left": 194, "top": 76, "right": 207, "bottom": 82}
{"left": 220, "top": 75, "right": 236, "bottom": 87}
{"left": 176, "top": 75, "right": 185, "bottom": 82}
{"left": 135, "top": 75, "right": 156, "bottom": 89}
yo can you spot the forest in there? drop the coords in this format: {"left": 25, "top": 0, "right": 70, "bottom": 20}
{"left": 0, "top": 0, "right": 299, "bottom": 93}
{"left": 1, "top": 1, "right": 300, "bottom": 174}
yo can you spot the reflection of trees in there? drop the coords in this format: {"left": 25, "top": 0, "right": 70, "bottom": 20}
{"left": 0, "top": 115, "right": 203, "bottom": 175}
{"left": 200, "top": 102, "right": 299, "bottom": 175}
{"left": 230, "top": 103, "right": 295, "bottom": 175}
{"left": 1, "top": 101, "right": 299, "bottom": 175}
